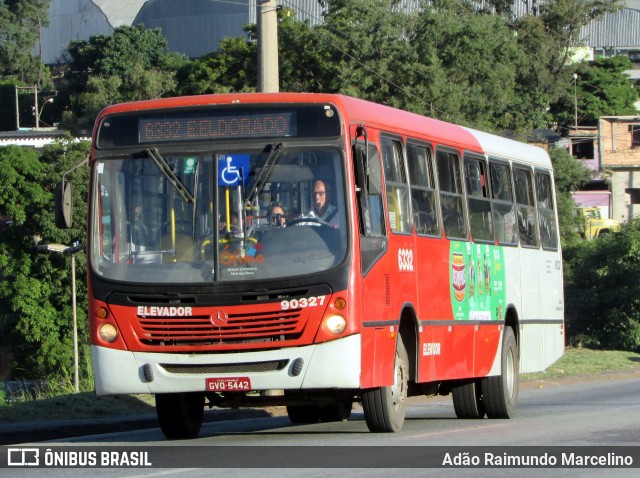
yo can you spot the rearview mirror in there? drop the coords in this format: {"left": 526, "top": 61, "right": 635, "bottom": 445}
{"left": 55, "top": 181, "right": 73, "bottom": 228}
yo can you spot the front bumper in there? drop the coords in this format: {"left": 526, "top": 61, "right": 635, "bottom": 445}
{"left": 92, "top": 333, "right": 361, "bottom": 395}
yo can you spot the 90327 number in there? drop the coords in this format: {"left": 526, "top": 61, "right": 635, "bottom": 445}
{"left": 281, "top": 295, "right": 326, "bottom": 310}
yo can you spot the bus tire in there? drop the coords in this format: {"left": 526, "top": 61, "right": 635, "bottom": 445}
{"left": 452, "top": 380, "right": 485, "bottom": 419}
{"left": 362, "top": 335, "right": 408, "bottom": 432}
{"left": 481, "top": 326, "right": 519, "bottom": 418}
{"left": 156, "top": 392, "right": 204, "bottom": 439}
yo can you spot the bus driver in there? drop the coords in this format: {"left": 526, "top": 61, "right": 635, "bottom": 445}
{"left": 305, "top": 179, "right": 340, "bottom": 228}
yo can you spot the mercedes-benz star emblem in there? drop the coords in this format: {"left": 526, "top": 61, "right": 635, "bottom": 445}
{"left": 211, "top": 310, "right": 228, "bottom": 326}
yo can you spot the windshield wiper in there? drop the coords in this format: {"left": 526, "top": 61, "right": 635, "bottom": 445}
{"left": 245, "top": 143, "right": 285, "bottom": 205}
{"left": 145, "top": 148, "right": 195, "bottom": 204}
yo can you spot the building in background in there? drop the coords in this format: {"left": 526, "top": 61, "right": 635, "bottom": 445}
{"left": 564, "top": 125, "right": 614, "bottom": 221}
{"left": 598, "top": 116, "right": 640, "bottom": 223}
{"left": 39, "top": 0, "right": 325, "bottom": 64}
{"left": 36, "top": 1, "right": 640, "bottom": 65}
{"left": 581, "top": 1, "right": 640, "bottom": 60}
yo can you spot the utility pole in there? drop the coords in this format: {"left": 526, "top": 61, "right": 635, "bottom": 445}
{"left": 257, "top": 0, "right": 279, "bottom": 92}
{"left": 573, "top": 73, "right": 579, "bottom": 128}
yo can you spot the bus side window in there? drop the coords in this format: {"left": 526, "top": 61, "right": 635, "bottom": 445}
{"left": 436, "top": 148, "right": 467, "bottom": 240}
{"left": 513, "top": 166, "right": 540, "bottom": 248}
{"left": 381, "top": 136, "right": 411, "bottom": 234}
{"left": 535, "top": 171, "right": 559, "bottom": 250}
{"left": 407, "top": 142, "right": 439, "bottom": 236}
{"left": 355, "top": 143, "right": 386, "bottom": 238}
{"left": 489, "top": 161, "right": 517, "bottom": 245}
{"left": 464, "top": 155, "right": 493, "bottom": 242}
{"left": 355, "top": 141, "right": 387, "bottom": 275}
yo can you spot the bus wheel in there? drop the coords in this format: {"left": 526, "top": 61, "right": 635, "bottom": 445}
{"left": 362, "top": 335, "right": 408, "bottom": 432}
{"left": 156, "top": 392, "right": 204, "bottom": 439}
{"left": 286, "top": 405, "right": 321, "bottom": 424}
{"left": 452, "top": 380, "right": 485, "bottom": 419}
{"left": 481, "top": 326, "right": 519, "bottom": 418}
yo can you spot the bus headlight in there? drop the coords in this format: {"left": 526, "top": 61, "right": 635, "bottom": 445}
{"left": 324, "top": 314, "right": 346, "bottom": 335}
{"left": 98, "top": 323, "right": 118, "bottom": 343}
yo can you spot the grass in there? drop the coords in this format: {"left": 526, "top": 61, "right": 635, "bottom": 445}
{"left": 1, "top": 347, "right": 639, "bottom": 423}
{"left": 521, "top": 347, "right": 640, "bottom": 380}
{"left": 0, "top": 386, "right": 155, "bottom": 422}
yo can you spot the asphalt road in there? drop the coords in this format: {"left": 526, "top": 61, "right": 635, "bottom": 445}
{"left": 2, "top": 371, "right": 639, "bottom": 477}
{"left": 2, "top": 369, "right": 638, "bottom": 447}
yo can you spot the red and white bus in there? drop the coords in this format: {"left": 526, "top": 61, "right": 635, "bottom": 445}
{"left": 75, "top": 93, "right": 563, "bottom": 438}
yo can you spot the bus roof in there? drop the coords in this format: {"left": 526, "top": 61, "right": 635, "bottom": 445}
{"left": 462, "top": 127, "right": 551, "bottom": 169}
{"left": 97, "top": 92, "right": 551, "bottom": 168}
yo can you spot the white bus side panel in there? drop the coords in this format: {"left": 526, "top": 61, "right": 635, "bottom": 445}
{"left": 519, "top": 248, "right": 564, "bottom": 373}
{"left": 486, "top": 246, "right": 521, "bottom": 377}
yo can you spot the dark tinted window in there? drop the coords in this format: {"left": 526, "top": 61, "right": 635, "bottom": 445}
{"left": 535, "top": 171, "right": 559, "bottom": 250}
{"left": 464, "top": 155, "right": 493, "bottom": 242}
{"left": 513, "top": 166, "right": 539, "bottom": 247}
{"left": 489, "top": 161, "right": 517, "bottom": 245}
{"left": 382, "top": 137, "right": 411, "bottom": 234}
{"left": 407, "top": 143, "right": 439, "bottom": 236}
{"left": 436, "top": 149, "right": 466, "bottom": 239}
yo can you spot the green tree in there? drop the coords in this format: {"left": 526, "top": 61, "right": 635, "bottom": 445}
{"left": 410, "top": 0, "right": 525, "bottom": 130}
{"left": 563, "top": 220, "right": 640, "bottom": 351}
{"left": 513, "top": 0, "right": 620, "bottom": 132}
{"left": 174, "top": 10, "right": 332, "bottom": 95}
{"left": 535, "top": 0, "right": 621, "bottom": 77}
{"left": 276, "top": 10, "right": 335, "bottom": 93}
{"left": 175, "top": 35, "right": 257, "bottom": 95}
{"left": 62, "top": 25, "right": 188, "bottom": 130}
{"left": 0, "top": 0, "right": 51, "bottom": 87}
{"left": 316, "top": 0, "right": 416, "bottom": 107}
{"left": 0, "top": 139, "right": 90, "bottom": 380}
{"left": 551, "top": 56, "right": 639, "bottom": 129}
{"left": 548, "top": 146, "right": 593, "bottom": 244}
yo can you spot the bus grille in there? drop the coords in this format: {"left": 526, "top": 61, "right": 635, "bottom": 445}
{"left": 134, "top": 309, "right": 306, "bottom": 346}
{"left": 160, "top": 361, "right": 288, "bottom": 374}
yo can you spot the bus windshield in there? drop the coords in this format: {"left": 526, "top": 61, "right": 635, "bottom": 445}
{"left": 91, "top": 146, "right": 347, "bottom": 284}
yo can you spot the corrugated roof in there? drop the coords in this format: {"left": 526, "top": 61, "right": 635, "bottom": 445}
{"left": 580, "top": 8, "right": 640, "bottom": 48}
{"left": 94, "top": 0, "right": 148, "bottom": 27}
{"left": 528, "top": 129, "right": 562, "bottom": 143}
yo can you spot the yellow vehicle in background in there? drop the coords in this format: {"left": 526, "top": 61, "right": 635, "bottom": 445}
{"left": 577, "top": 207, "right": 621, "bottom": 240}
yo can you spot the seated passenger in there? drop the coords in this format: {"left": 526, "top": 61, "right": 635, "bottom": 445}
{"left": 268, "top": 202, "right": 287, "bottom": 227}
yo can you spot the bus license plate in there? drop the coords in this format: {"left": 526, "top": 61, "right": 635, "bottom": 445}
{"left": 206, "top": 377, "right": 252, "bottom": 392}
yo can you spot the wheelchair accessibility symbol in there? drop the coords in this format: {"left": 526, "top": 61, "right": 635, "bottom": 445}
{"left": 218, "top": 154, "right": 249, "bottom": 186}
